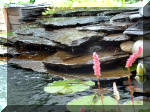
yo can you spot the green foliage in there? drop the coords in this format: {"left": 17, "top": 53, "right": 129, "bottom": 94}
{"left": 2, "top": 0, "right": 35, "bottom": 7}
{"left": 44, "top": 79, "right": 95, "bottom": 94}
{"left": 48, "top": 0, "right": 139, "bottom": 7}
{"left": 0, "top": 32, "right": 14, "bottom": 36}
{"left": 42, "top": 0, "right": 141, "bottom": 15}
{"left": 30, "top": 0, "right": 35, "bottom": 4}
{"left": 67, "top": 94, "right": 118, "bottom": 112}
{"left": 123, "top": 64, "right": 137, "bottom": 72}
{"left": 123, "top": 100, "right": 143, "bottom": 105}
{"left": 3, "top": 2, "right": 30, "bottom": 7}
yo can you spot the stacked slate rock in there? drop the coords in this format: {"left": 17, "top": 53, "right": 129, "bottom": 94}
{"left": 0, "top": 4, "right": 149, "bottom": 84}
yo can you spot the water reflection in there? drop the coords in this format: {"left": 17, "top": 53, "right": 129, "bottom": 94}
{"left": 0, "top": 60, "right": 7, "bottom": 111}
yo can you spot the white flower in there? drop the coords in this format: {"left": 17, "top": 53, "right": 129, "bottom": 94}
{"left": 113, "top": 82, "right": 120, "bottom": 101}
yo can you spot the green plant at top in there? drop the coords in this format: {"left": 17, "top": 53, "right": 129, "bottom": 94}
{"left": 42, "top": 0, "right": 141, "bottom": 15}
{"left": 2, "top": 0, "right": 35, "bottom": 7}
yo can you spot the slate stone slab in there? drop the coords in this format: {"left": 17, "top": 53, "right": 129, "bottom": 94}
{"left": 44, "top": 28, "right": 105, "bottom": 47}
{"left": 8, "top": 36, "right": 58, "bottom": 52}
{"left": 36, "top": 16, "right": 109, "bottom": 28}
{"left": 110, "top": 11, "right": 139, "bottom": 22}
{"left": 14, "top": 27, "right": 46, "bottom": 36}
{"left": 129, "top": 14, "right": 142, "bottom": 21}
{"left": 8, "top": 57, "right": 129, "bottom": 82}
{"left": 77, "top": 22, "right": 134, "bottom": 33}
{"left": 9, "top": 59, "right": 48, "bottom": 73}
{"left": 124, "top": 20, "right": 150, "bottom": 36}
{"left": 43, "top": 48, "right": 129, "bottom": 72}
{"left": 11, "top": 27, "right": 105, "bottom": 51}
{"left": 103, "top": 33, "right": 130, "bottom": 41}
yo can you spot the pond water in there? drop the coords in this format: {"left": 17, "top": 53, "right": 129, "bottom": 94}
{"left": 0, "top": 60, "right": 7, "bottom": 112}
{"left": 0, "top": 59, "right": 132, "bottom": 111}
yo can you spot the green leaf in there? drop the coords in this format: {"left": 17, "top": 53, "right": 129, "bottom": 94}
{"left": 58, "top": 86, "right": 73, "bottom": 94}
{"left": 44, "top": 80, "right": 95, "bottom": 94}
{"left": 123, "top": 64, "right": 137, "bottom": 72}
{"left": 123, "top": 100, "right": 143, "bottom": 105}
{"left": 67, "top": 95, "right": 118, "bottom": 112}
{"left": 92, "top": 92, "right": 99, "bottom": 104}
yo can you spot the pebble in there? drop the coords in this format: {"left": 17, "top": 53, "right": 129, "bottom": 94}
{"left": 120, "top": 41, "right": 134, "bottom": 53}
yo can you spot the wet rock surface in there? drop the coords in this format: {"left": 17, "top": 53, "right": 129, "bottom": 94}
{"left": 3, "top": 7, "right": 150, "bottom": 86}
{"left": 110, "top": 11, "right": 139, "bottom": 22}
{"left": 9, "top": 59, "right": 48, "bottom": 73}
{"left": 9, "top": 27, "right": 105, "bottom": 52}
{"left": 36, "top": 16, "right": 109, "bottom": 28}
{"left": 43, "top": 47, "right": 129, "bottom": 72}
{"left": 124, "top": 20, "right": 150, "bottom": 36}
{"left": 44, "top": 28, "right": 104, "bottom": 47}
{"left": 8, "top": 55, "right": 129, "bottom": 82}
{"left": 77, "top": 22, "right": 134, "bottom": 33}
{"left": 103, "top": 33, "right": 130, "bottom": 41}
{"left": 129, "top": 14, "right": 142, "bottom": 21}
{"left": 9, "top": 36, "right": 58, "bottom": 52}
{"left": 5, "top": 46, "right": 129, "bottom": 82}
{"left": 14, "top": 28, "right": 46, "bottom": 36}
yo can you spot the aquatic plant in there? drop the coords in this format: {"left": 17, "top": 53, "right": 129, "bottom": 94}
{"left": 93, "top": 52, "right": 101, "bottom": 77}
{"left": 135, "top": 63, "right": 147, "bottom": 84}
{"left": 93, "top": 52, "right": 103, "bottom": 105}
{"left": 113, "top": 82, "right": 121, "bottom": 112}
{"left": 125, "top": 46, "right": 143, "bottom": 108}
{"left": 136, "top": 63, "right": 146, "bottom": 75}
{"left": 44, "top": 79, "right": 95, "bottom": 94}
{"left": 113, "top": 82, "right": 120, "bottom": 104}
{"left": 126, "top": 47, "right": 142, "bottom": 68}
{"left": 67, "top": 95, "right": 118, "bottom": 112}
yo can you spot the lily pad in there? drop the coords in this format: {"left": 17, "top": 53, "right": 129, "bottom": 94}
{"left": 67, "top": 94, "right": 118, "bottom": 112}
{"left": 44, "top": 79, "right": 95, "bottom": 94}
{"left": 123, "top": 100, "right": 143, "bottom": 105}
